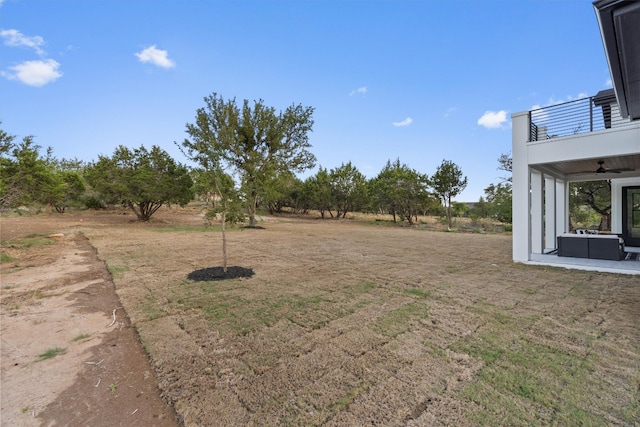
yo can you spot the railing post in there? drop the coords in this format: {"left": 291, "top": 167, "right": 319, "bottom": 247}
{"left": 590, "top": 97, "right": 593, "bottom": 132}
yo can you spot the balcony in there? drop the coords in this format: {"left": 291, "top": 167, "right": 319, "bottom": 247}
{"left": 529, "top": 89, "right": 636, "bottom": 142}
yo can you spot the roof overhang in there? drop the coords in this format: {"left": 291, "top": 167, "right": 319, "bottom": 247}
{"left": 594, "top": 0, "right": 640, "bottom": 120}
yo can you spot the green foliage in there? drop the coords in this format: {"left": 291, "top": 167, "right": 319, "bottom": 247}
{"left": 328, "top": 162, "right": 368, "bottom": 219}
{"left": 469, "top": 197, "right": 491, "bottom": 221}
{"left": 430, "top": 159, "right": 468, "bottom": 229}
{"left": 301, "top": 164, "right": 370, "bottom": 219}
{"left": 83, "top": 195, "right": 105, "bottom": 210}
{"left": 181, "top": 93, "right": 316, "bottom": 227}
{"left": 262, "top": 170, "right": 304, "bottom": 214}
{"left": 0, "top": 129, "right": 59, "bottom": 209}
{"left": 570, "top": 181, "right": 611, "bottom": 230}
{"left": 369, "top": 158, "right": 432, "bottom": 225}
{"left": 483, "top": 182, "right": 512, "bottom": 223}
{"left": 0, "top": 126, "right": 90, "bottom": 212}
{"left": 303, "top": 167, "right": 333, "bottom": 218}
{"left": 85, "top": 145, "right": 194, "bottom": 221}
{"left": 470, "top": 154, "right": 512, "bottom": 224}
{"left": 451, "top": 201, "right": 468, "bottom": 218}
{"left": 497, "top": 152, "right": 512, "bottom": 179}
{"left": 45, "top": 167, "right": 86, "bottom": 213}
{"left": 193, "top": 168, "right": 245, "bottom": 225}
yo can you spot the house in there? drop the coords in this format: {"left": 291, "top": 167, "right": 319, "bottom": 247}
{"left": 511, "top": 0, "right": 640, "bottom": 274}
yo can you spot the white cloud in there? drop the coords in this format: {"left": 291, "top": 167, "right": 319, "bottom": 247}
{"left": 3, "top": 59, "right": 62, "bottom": 86}
{"left": 349, "top": 86, "right": 367, "bottom": 96}
{"left": 392, "top": 117, "right": 413, "bottom": 127}
{"left": 1, "top": 28, "right": 62, "bottom": 86}
{"left": 605, "top": 78, "right": 612, "bottom": 87}
{"left": 135, "top": 45, "right": 175, "bottom": 69}
{"left": 477, "top": 110, "right": 508, "bottom": 129}
{"left": 0, "top": 29, "right": 45, "bottom": 56}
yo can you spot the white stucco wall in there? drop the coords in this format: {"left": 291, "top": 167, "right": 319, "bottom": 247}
{"left": 511, "top": 111, "right": 530, "bottom": 262}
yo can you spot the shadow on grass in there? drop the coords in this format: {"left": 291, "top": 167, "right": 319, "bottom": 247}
{"left": 187, "top": 266, "right": 255, "bottom": 281}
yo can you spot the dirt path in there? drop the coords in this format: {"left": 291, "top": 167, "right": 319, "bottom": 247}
{"left": 1, "top": 214, "right": 179, "bottom": 426}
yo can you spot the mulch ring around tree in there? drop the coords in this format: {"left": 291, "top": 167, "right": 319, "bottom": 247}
{"left": 187, "top": 266, "right": 255, "bottom": 281}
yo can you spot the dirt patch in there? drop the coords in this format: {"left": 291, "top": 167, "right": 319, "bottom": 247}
{"left": 1, "top": 220, "right": 179, "bottom": 426}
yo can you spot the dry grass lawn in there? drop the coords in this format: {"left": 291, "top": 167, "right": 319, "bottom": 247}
{"left": 3, "top": 207, "right": 640, "bottom": 426}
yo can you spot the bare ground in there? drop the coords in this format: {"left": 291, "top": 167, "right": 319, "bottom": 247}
{"left": 1, "top": 207, "right": 639, "bottom": 426}
{"left": 1, "top": 211, "right": 179, "bottom": 426}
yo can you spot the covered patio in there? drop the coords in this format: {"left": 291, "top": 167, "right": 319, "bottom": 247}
{"left": 510, "top": 0, "right": 640, "bottom": 275}
{"left": 511, "top": 100, "right": 640, "bottom": 275}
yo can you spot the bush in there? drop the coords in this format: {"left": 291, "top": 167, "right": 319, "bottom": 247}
{"left": 83, "top": 196, "right": 104, "bottom": 210}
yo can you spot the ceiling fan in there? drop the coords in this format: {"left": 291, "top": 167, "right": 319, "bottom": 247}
{"left": 594, "top": 160, "right": 633, "bottom": 174}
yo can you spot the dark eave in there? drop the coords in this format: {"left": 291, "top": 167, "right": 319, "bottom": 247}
{"left": 593, "top": 0, "right": 640, "bottom": 120}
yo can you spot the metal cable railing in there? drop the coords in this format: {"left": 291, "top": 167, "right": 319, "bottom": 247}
{"left": 529, "top": 96, "right": 633, "bottom": 142}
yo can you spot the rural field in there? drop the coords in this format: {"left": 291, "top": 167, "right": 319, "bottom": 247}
{"left": 1, "top": 206, "right": 639, "bottom": 426}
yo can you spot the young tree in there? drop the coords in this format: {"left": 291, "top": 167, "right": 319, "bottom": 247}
{"left": 262, "top": 170, "right": 301, "bottom": 214}
{"left": 430, "top": 159, "right": 468, "bottom": 229}
{"left": 44, "top": 169, "right": 86, "bottom": 213}
{"left": 43, "top": 154, "right": 86, "bottom": 213}
{"left": 329, "top": 162, "right": 368, "bottom": 219}
{"left": 192, "top": 168, "right": 243, "bottom": 273}
{"left": 85, "top": 145, "right": 194, "bottom": 221}
{"left": 181, "top": 93, "right": 316, "bottom": 227}
{"left": 369, "top": 158, "right": 430, "bottom": 225}
{"left": 304, "top": 167, "right": 333, "bottom": 218}
{"left": 369, "top": 160, "right": 401, "bottom": 221}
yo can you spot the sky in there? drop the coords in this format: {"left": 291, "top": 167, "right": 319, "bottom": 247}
{"left": 0, "top": 0, "right": 613, "bottom": 201}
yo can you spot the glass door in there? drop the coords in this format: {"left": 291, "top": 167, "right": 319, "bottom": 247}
{"left": 622, "top": 186, "right": 640, "bottom": 247}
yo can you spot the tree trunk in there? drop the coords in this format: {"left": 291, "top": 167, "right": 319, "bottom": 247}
{"left": 248, "top": 191, "right": 259, "bottom": 227}
{"left": 221, "top": 210, "right": 227, "bottom": 273}
{"left": 447, "top": 195, "right": 453, "bottom": 229}
{"left": 599, "top": 214, "right": 610, "bottom": 231}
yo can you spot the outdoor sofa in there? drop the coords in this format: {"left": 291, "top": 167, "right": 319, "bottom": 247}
{"left": 556, "top": 233, "right": 625, "bottom": 261}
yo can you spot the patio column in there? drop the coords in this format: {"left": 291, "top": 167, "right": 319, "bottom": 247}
{"left": 544, "top": 175, "right": 556, "bottom": 252}
{"left": 531, "top": 170, "right": 544, "bottom": 254}
{"left": 512, "top": 111, "right": 531, "bottom": 262}
{"left": 556, "top": 179, "right": 568, "bottom": 236}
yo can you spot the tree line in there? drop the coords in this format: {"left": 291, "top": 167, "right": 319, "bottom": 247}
{"left": 0, "top": 93, "right": 512, "bottom": 227}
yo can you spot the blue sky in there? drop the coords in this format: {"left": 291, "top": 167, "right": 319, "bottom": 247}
{"left": 0, "top": 0, "right": 612, "bottom": 201}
